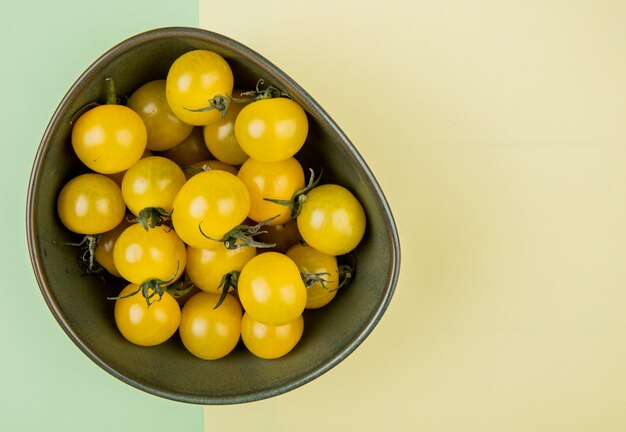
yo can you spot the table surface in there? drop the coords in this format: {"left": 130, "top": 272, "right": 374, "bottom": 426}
{"left": 3, "top": 1, "right": 626, "bottom": 431}
{"left": 199, "top": 1, "right": 626, "bottom": 431}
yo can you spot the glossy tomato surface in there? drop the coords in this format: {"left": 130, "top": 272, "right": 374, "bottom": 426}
{"left": 171, "top": 170, "right": 250, "bottom": 249}
{"left": 72, "top": 104, "right": 147, "bottom": 174}
{"left": 237, "top": 252, "right": 306, "bottom": 326}
{"left": 57, "top": 173, "right": 126, "bottom": 235}
{"left": 166, "top": 50, "right": 234, "bottom": 126}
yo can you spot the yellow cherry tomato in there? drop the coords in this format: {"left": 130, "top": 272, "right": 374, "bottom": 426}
{"left": 121, "top": 156, "right": 186, "bottom": 216}
{"left": 128, "top": 79, "right": 194, "bottom": 151}
{"left": 255, "top": 219, "right": 302, "bottom": 253}
{"left": 113, "top": 224, "right": 187, "bottom": 284}
{"left": 185, "top": 159, "right": 238, "bottom": 180}
{"left": 241, "top": 312, "right": 304, "bottom": 359}
{"left": 297, "top": 184, "right": 366, "bottom": 256}
{"left": 106, "top": 149, "right": 153, "bottom": 187}
{"left": 72, "top": 104, "right": 147, "bottom": 174}
{"left": 179, "top": 292, "right": 242, "bottom": 360}
{"left": 114, "top": 283, "right": 181, "bottom": 346}
{"left": 57, "top": 173, "right": 126, "bottom": 234}
{"left": 166, "top": 50, "right": 234, "bottom": 126}
{"left": 202, "top": 94, "right": 250, "bottom": 165}
{"left": 237, "top": 157, "right": 305, "bottom": 226}
{"left": 237, "top": 252, "right": 306, "bottom": 326}
{"left": 286, "top": 243, "right": 339, "bottom": 309}
{"left": 171, "top": 170, "right": 250, "bottom": 249}
{"left": 94, "top": 217, "right": 132, "bottom": 277}
{"left": 186, "top": 244, "right": 256, "bottom": 294}
{"left": 234, "top": 98, "right": 308, "bottom": 162}
{"left": 156, "top": 127, "right": 212, "bottom": 167}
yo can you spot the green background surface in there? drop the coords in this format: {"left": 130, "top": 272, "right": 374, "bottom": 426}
{"left": 0, "top": 2, "right": 202, "bottom": 431}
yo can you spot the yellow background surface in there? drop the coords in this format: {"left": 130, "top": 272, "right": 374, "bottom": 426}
{"left": 200, "top": 1, "right": 626, "bottom": 430}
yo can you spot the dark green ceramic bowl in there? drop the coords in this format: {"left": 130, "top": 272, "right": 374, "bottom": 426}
{"left": 26, "top": 27, "right": 400, "bottom": 404}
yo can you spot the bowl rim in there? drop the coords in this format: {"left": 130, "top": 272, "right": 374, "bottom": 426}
{"left": 26, "top": 26, "right": 401, "bottom": 405}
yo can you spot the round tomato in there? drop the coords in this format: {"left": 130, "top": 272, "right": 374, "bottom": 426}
{"left": 185, "top": 159, "right": 238, "bottom": 179}
{"left": 241, "top": 312, "right": 303, "bottom": 359}
{"left": 114, "top": 283, "right": 181, "bottom": 346}
{"left": 179, "top": 292, "right": 242, "bottom": 360}
{"left": 113, "top": 224, "right": 187, "bottom": 284}
{"left": 166, "top": 50, "right": 234, "bottom": 126}
{"left": 94, "top": 217, "right": 132, "bottom": 278}
{"left": 72, "top": 104, "right": 147, "bottom": 174}
{"left": 237, "top": 252, "right": 306, "bottom": 326}
{"left": 286, "top": 243, "right": 339, "bottom": 309}
{"left": 237, "top": 157, "right": 305, "bottom": 226}
{"left": 202, "top": 93, "right": 249, "bottom": 165}
{"left": 128, "top": 79, "right": 193, "bottom": 151}
{"left": 186, "top": 243, "right": 256, "bottom": 294}
{"left": 255, "top": 219, "right": 302, "bottom": 253}
{"left": 156, "top": 127, "right": 212, "bottom": 167}
{"left": 297, "top": 184, "right": 366, "bottom": 256}
{"left": 234, "top": 97, "right": 308, "bottom": 162}
{"left": 121, "top": 156, "right": 186, "bottom": 216}
{"left": 171, "top": 170, "right": 250, "bottom": 249}
{"left": 57, "top": 173, "right": 125, "bottom": 234}
{"left": 106, "top": 149, "right": 153, "bottom": 187}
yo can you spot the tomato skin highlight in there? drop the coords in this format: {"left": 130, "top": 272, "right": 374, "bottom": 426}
{"left": 234, "top": 98, "right": 308, "bottom": 162}
{"left": 297, "top": 184, "right": 366, "bottom": 256}
{"left": 72, "top": 104, "right": 147, "bottom": 174}
{"left": 237, "top": 252, "right": 307, "bottom": 326}
{"left": 57, "top": 173, "right": 126, "bottom": 235}
{"left": 166, "top": 50, "right": 234, "bottom": 126}
{"left": 179, "top": 292, "right": 242, "bottom": 360}
{"left": 114, "top": 283, "right": 181, "bottom": 346}
{"left": 241, "top": 313, "right": 304, "bottom": 359}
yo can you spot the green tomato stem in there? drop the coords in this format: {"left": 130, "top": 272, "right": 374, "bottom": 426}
{"left": 131, "top": 207, "right": 171, "bottom": 231}
{"left": 264, "top": 168, "right": 323, "bottom": 219}
{"left": 198, "top": 215, "right": 279, "bottom": 250}
{"left": 104, "top": 77, "right": 117, "bottom": 105}
{"left": 214, "top": 271, "right": 240, "bottom": 309}
{"left": 107, "top": 261, "right": 181, "bottom": 308}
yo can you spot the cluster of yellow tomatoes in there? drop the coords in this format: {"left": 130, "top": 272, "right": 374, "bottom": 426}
{"left": 56, "top": 50, "right": 366, "bottom": 360}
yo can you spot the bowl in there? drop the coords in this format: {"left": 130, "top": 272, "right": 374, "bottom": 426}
{"left": 26, "top": 26, "right": 400, "bottom": 404}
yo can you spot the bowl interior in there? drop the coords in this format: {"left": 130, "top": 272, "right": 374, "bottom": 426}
{"left": 27, "top": 27, "right": 400, "bottom": 404}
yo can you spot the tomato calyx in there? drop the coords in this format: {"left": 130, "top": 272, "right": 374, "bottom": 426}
{"left": 232, "top": 79, "right": 291, "bottom": 103}
{"left": 70, "top": 78, "right": 126, "bottom": 126}
{"left": 108, "top": 262, "right": 182, "bottom": 307}
{"left": 58, "top": 234, "right": 104, "bottom": 276}
{"left": 214, "top": 271, "right": 240, "bottom": 309}
{"left": 264, "top": 168, "right": 323, "bottom": 218}
{"left": 130, "top": 207, "right": 171, "bottom": 231}
{"left": 300, "top": 271, "right": 333, "bottom": 289}
{"left": 300, "top": 253, "right": 357, "bottom": 292}
{"left": 184, "top": 94, "right": 230, "bottom": 118}
{"left": 183, "top": 163, "right": 214, "bottom": 178}
{"left": 198, "top": 215, "right": 279, "bottom": 250}
{"left": 337, "top": 254, "right": 357, "bottom": 290}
